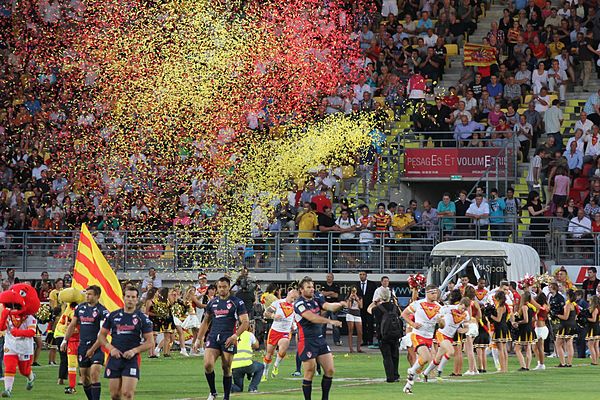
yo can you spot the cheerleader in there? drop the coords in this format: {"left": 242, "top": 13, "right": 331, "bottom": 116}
{"left": 511, "top": 291, "right": 536, "bottom": 371}
{"left": 532, "top": 292, "right": 549, "bottom": 370}
{"left": 463, "top": 287, "right": 481, "bottom": 375}
{"left": 158, "top": 288, "right": 175, "bottom": 357}
{"left": 181, "top": 286, "right": 203, "bottom": 355}
{"left": 555, "top": 289, "right": 578, "bottom": 368}
{"left": 473, "top": 306, "right": 491, "bottom": 373}
{"left": 586, "top": 296, "right": 600, "bottom": 365}
{"left": 169, "top": 288, "right": 189, "bottom": 356}
{"left": 490, "top": 291, "right": 510, "bottom": 373}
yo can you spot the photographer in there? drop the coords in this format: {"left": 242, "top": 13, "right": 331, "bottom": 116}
{"left": 368, "top": 288, "right": 402, "bottom": 383}
{"left": 233, "top": 267, "right": 257, "bottom": 318}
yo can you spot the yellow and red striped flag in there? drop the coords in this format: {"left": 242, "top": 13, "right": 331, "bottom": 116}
{"left": 73, "top": 223, "right": 124, "bottom": 311}
{"left": 463, "top": 43, "right": 498, "bottom": 66}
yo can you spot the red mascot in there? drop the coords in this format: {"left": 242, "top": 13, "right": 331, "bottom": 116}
{"left": 0, "top": 283, "right": 40, "bottom": 397}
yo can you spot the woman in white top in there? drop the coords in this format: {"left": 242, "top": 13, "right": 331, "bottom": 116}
{"left": 531, "top": 62, "right": 549, "bottom": 95}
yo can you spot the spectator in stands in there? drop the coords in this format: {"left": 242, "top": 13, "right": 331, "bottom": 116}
{"left": 436, "top": 193, "right": 456, "bottom": 239}
{"left": 531, "top": 62, "right": 549, "bottom": 95}
{"left": 470, "top": 73, "right": 484, "bottom": 99}
{"left": 504, "top": 188, "right": 522, "bottom": 239}
{"left": 514, "top": 114, "right": 534, "bottom": 161}
{"left": 421, "top": 200, "right": 438, "bottom": 239}
{"left": 568, "top": 208, "right": 592, "bottom": 253}
{"left": 141, "top": 268, "right": 162, "bottom": 293}
{"left": 573, "top": 32, "right": 595, "bottom": 90}
{"left": 576, "top": 111, "right": 594, "bottom": 135}
{"left": 524, "top": 101, "right": 543, "bottom": 147}
{"left": 583, "top": 89, "right": 600, "bottom": 126}
{"left": 584, "top": 125, "right": 600, "bottom": 162}
{"left": 544, "top": 99, "right": 564, "bottom": 150}
{"left": 551, "top": 167, "right": 570, "bottom": 208}
{"left": 527, "top": 148, "right": 546, "bottom": 194}
{"left": 566, "top": 128, "right": 585, "bottom": 155}
{"left": 585, "top": 198, "right": 600, "bottom": 219}
{"left": 452, "top": 190, "right": 471, "bottom": 235}
{"left": 457, "top": 66, "right": 475, "bottom": 97}
{"left": 564, "top": 141, "right": 583, "bottom": 177}
{"left": 357, "top": 205, "right": 375, "bottom": 266}
{"left": 418, "top": 47, "right": 442, "bottom": 82}
{"left": 462, "top": 89, "right": 478, "bottom": 116}
{"left": 489, "top": 188, "right": 507, "bottom": 241}
{"left": 503, "top": 75, "right": 522, "bottom": 109}
{"left": 466, "top": 194, "right": 489, "bottom": 236}
{"left": 296, "top": 201, "right": 319, "bottom": 269}
{"left": 486, "top": 75, "right": 504, "bottom": 103}
{"left": 548, "top": 59, "right": 567, "bottom": 106}
{"left": 477, "top": 89, "right": 495, "bottom": 121}
{"left": 408, "top": 199, "right": 422, "bottom": 223}
{"left": 454, "top": 115, "right": 485, "bottom": 144}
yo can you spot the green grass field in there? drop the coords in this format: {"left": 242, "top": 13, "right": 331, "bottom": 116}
{"left": 10, "top": 350, "right": 600, "bottom": 399}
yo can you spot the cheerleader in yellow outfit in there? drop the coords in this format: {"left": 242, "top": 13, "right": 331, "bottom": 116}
{"left": 181, "top": 287, "right": 203, "bottom": 352}
{"left": 511, "top": 292, "right": 537, "bottom": 371}
{"left": 490, "top": 291, "right": 510, "bottom": 373}
{"left": 555, "top": 289, "right": 578, "bottom": 368}
{"left": 586, "top": 296, "right": 600, "bottom": 365}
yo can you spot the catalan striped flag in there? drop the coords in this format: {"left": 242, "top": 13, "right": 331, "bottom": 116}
{"left": 73, "top": 223, "right": 124, "bottom": 311}
{"left": 463, "top": 43, "right": 498, "bottom": 66}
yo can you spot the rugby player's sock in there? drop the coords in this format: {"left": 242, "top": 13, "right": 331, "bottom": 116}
{"left": 438, "top": 355, "right": 450, "bottom": 372}
{"left": 83, "top": 384, "right": 92, "bottom": 400}
{"left": 321, "top": 375, "right": 333, "bottom": 400}
{"left": 68, "top": 368, "right": 77, "bottom": 388}
{"left": 4, "top": 375, "right": 14, "bottom": 392}
{"left": 205, "top": 371, "right": 217, "bottom": 395}
{"left": 302, "top": 379, "right": 312, "bottom": 400}
{"left": 263, "top": 356, "right": 272, "bottom": 375}
{"left": 91, "top": 382, "right": 101, "bottom": 400}
{"left": 296, "top": 353, "right": 302, "bottom": 372}
{"left": 275, "top": 353, "right": 285, "bottom": 367}
{"left": 223, "top": 375, "right": 232, "bottom": 400}
{"left": 408, "top": 359, "right": 421, "bottom": 375}
{"left": 423, "top": 360, "right": 437, "bottom": 376}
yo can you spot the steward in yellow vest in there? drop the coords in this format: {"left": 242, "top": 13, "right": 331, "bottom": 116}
{"left": 231, "top": 328, "right": 264, "bottom": 393}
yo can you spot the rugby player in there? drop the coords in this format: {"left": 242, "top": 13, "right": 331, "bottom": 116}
{"left": 61, "top": 285, "right": 109, "bottom": 400}
{"left": 97, "top": 287, "right": 154, "bottom": 400}
{"left": 197, "top": 277, "right": 250, "bottom": 400}
{"left": 294, "top": 277, "right": 347, "bottom": 400}
{"left": 263, "top": 288, "right": 299, "bottom": 379}
{"left": 401, "top": 284, "right": 443, "bottom": 394}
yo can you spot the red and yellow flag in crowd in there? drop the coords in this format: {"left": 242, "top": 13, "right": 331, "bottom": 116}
{"left": 72, "top": 223, "right": 124, "bottom": 311}
{"left": 463, "top": 43, "right": 498, "bottom": 66}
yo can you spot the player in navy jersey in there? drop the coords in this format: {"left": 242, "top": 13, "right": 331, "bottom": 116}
{"left": 295, "top": 277, "right": 347, "bottom": 400}
{"left": 98, "top": 286, "right": 154, "bottom": 400}
{"left": 197, "top": 276, "right": 249, "bottom": 400}
{"left": 61, "top": 285, "right": 109, "bottom": 400}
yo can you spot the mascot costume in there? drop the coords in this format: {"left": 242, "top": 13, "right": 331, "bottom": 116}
{"left": 0, "top": 283, "right": 40, "bottom": 397}
{"left": 54, "top": 287, "right": 85, "bottom": 394}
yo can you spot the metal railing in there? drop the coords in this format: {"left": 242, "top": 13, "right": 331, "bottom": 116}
{"left": 1, "top": 217, "right": 599, "bottom": 273}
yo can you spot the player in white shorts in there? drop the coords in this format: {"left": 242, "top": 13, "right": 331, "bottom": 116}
{"left": 401, "top": 285, "right": 443, "bottom": 394}
{"left": 262, "top": 289, "right": 298, "bottom": 379}
{"left": 422, "top": 298, "right": 471, "bottom": 381}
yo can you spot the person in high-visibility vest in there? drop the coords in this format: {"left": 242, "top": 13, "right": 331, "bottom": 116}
{"left": 231, "top": 324, "right": 264, "bottom": 393}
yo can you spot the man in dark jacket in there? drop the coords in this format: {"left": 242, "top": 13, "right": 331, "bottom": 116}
{"left": 356, "top": 271, "right": 377, "bottom": 346}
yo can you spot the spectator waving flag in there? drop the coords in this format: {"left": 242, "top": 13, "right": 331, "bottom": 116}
{"left": 463, "top": 43, "right": 498, "bottom": 66}
{"left": 73, "top": 223, "right": 124, "bottom": 311}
